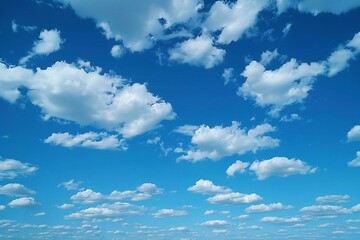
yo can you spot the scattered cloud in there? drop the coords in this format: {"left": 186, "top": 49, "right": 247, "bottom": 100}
{"left": 169, "top": 226, "right": 189, "bottom": 232}
{"left": 0, "top": 183, "right": 36, "bottom": 197}
{"left": 11, "top": 20, "right": 37, "bottom": 33}
{"left": 19, "top": 29, "right": 63, "bottom": 64}
{"left": 347, "top": 125, "right": 360, "bottom": 142}
{"left": 177, "top": 122, "right": 279, "bottom": 162}
{"left": 226, "top": 160, "right": 250, "bottom": 176}
{"left": 34, "top": 212, "right": 46, "bottom": 217}
{"left": 245, "top": 202, "right": 293, "bottom": 213}
{"left": 58, "top": 179, "right": 83, "bottom": 191}
{"left": 222, "top": 68, "right": 236, "bottom": 85}
{"left": 71, "top": 189, "right": 104, "bottom": 204}
{"left": 249, "top": 157, "right": 317, "bottom": 180}
{"left": 45, "top": 132, "right": 127, "bottom": 150}
{"left": 200, "top": 220, "right": 230, "bottom": 227}
{"left": 110, "top": 45, "right": 124, "bottom": 58}
{"left": 207, "top": 192, "right": 262, "bottom": 205}
{"left": 152, "top": 209, "right": 187, "bottom": 218}
{"left": 57, "top": 203, "right": 75, "bottom": 209}
{"left": 168, "top": 34, "right": 225, "bottom": 69}
{"left": 299, "top": 205, "right": 352, "bottom": 215}
{"left": 316, "top": 195, "right": 350, "bottom": 204}
{"left": 8, "top": 197, "right": 39, "bottom": 208}
{"left": 0, "top": 159, "right": 38, "bottom": 180}
{"left": 280, "top": 113, "right": 301, "bottom": 122}
{"left": 0, "top": 60, "right": 175, "bottom": 138}
{"left": 282, "top": 23, "right": 292, "bottom": 37}
{"left": 0, "top": 205, "right": 6, "bottom": 211}
{"left": 187, "top": 179, "right": 231, "bottom": 195}
{"left": 260, "top": 49, "right": 279, "bottom": 66}
{"left": 261, "top": 216, "right": 310, "bottom": 223}
{"left": 348, "top": 151, "right": 360, "bottom": 167}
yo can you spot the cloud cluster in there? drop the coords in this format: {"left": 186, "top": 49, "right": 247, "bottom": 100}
{"left": 0, "top": 60, "right": 175, "bottom": 138}
{"left": 176, "top": 122, "right": 279, "bottom": 162}
{"left": 0, "top": 159, "right": 37, "bottom": 180}
{"left": 152, "top": 209, "right": 187, "bottom": 218}
{"left": 245, "top": 202, "right": 293, "bottom": 213}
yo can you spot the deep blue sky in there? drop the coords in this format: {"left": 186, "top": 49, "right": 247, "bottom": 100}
{"left": 0, "top": 0, "right": 360, "bottom": 239}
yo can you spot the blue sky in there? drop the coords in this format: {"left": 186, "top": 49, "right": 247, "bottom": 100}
{"left": 1, "top": 0, "right": 360, "bottom": 239}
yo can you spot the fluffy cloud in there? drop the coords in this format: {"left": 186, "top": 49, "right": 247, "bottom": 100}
{"left": 177, "top": 122, "right": 279, "bottom": 162}
{"left": 45, "top": 132, "right": 127, "bottom": 150}
{"left": 299, "top": 205, "right": 352, "bottom": 215}
{"left": 58, "top": 179, "right": 82, "bottom": 191}
{"left": 8, "top": 197, "right": 39, "bottom": 208}
{"left": 187, "top": 179, "right": 231, "bottom": 195}
{"left": 20, "top": 29, "right": 63, "bottom": 64}
{"left": 200, "top": 220, "right": 230, "bottom": 227}
{"left": 0, "top": 159, "right": 37, "bottom": 180}
{"left": 71, "top": 189, "right": 104, "bottom": 204}
{"left": 110, "top": 45, "right": 124, "bottom": 58}
{"left": 168, "top": 34, "right": 225, "bottom": 69}
{"left": 347, "top": 125, "right": 360, "bottom": 142}
{"left": 204, "top": 0, "right": 268, "bottom": 44}
{"left": 277, "top": 0, "right": 360, "bottom": 15}
{"left": 245, "top": 202, "right": 293, "bottom": 213}
{"left": 0, "top": 205, "right": 5, "bottom": 211}
{"left": 260, "top": 49, "right": 279, "bottom": 66}
{"left": 249, "top": 157, "right": 317, "bottom": 180}
{"left": 261, "top": 216, "right": 310, "bottom": 223}
{"left": 66, "top": 202, "right": 143, "bottom": 219}
{"left": 0, "top": 183, "right": 36, "bottom": 197}
{"left": 207, "top": 192, "right": 262, "bottom": 205}
{"left": 239, "top": 32, "right": 360, "bottom": 116}
{"left": 0, "top": 61, "right": 175, "bottom": 138}
{"left": 226, "top": 160, "right": 250, "bottom": 176}
{"left": 169, "top": 226, "right": 189, "bottom": 232}
{"left": 136, "top": 183, "right": 163, "bottom": 195}
{"left": 316, "top": 195, "right": 350, "bottom": 204}
{"left": 348, "top": 151, "right": 360, "bottom": 167}
{"left": 152, "top": 209, "right": 187, "bottom": 218}
{"left": 57, "top": 0, "right": 203, "bottom": 52}
{"left": 222, "top": 68, "right": 236, "bottom": 85}
{"left": 57, "top": 203, "right": 75, "bottom": 209}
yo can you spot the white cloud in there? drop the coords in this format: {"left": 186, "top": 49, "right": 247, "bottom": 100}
{"left": 58, "top": 179, "right": 82, "bottom": 191}
{"left": 8, "top": 197, "right": 39, "bottom": 208}
{"left": 200, "top": 220, "right": 230, "bottom": 227}
{"left": 0, "top": 183, "right": 36, "bottom": 197}
{"left": 276, "top": 0, "right": 297, "bottom": 14}
{"left": 212, "top": 229, "right": 228, "bottom": 234}
{"left": 110, "top": 45, "right": 124, "bottom": 58}
{"left": 245, "top": 202, "right": 293, "bottom": 213}
{"left": 347, "top": 125, "right": 360, "bottom": 142}
{"left": 168, "top": 34, "right": 225, "bottom": 69}
{"left": 352, "top": 204, "right": 360, "bottom": 213}
{"left": 71, "top": 189, "right": 104, "bottom": 204}
{"left": 348, "top": 151, "right": 360, "bottom": 167}
{"left": 261, "top": 216, "right": 310, "bottom": 223}
{"left": 19, "top": 29, "right": 63, "bottom": 64}
{"left": 233, "top": 214, "right": 249, "bottom": 220}
{"left": 11, "top": 20, "right": 37, "bottom": 33}
{"left": 0, "top": 205, "right": 5, "bottom": 211}
{"left": 260, "top": 49, "right": 279, "bottom": 66}
{"left": 152, "top": 209, "right": 187, "bottom": 218}
{"left": 316, "top": 195, "right": 350, "bottom": 204}
{"left": 177, "top": 122, "right": 279, "bottom": 162}
{"left": 239, "top": 225, "right": 263, "bottom": 230}
{"left": 0, "top": 60, "right": 175, "bottom": 138}
{"left": 226, "top": 160, "right": 250, "bottom": 176}
{"left": 34, "top": 212, "right": 46, "bottom": 217}
{"left": 299, "top": 205, "right": 352, "bottom": 215}
{"left": 222, "top": 68, "right": 236, "bottom": 85}
{"left": 249, "top": 157, "right": 317, "bottom": 180}
{"left": 45, "top": 132, "right": 127, "bottom": 150}
{"left": 204, "top": 0, "right": 268, "bottom": 44}
{"left": 169, "top": 226, "right": 189, "bottom": 232}
{"left": 57, "top": 203, "right": 75, "bottom": 209}
{"left": 207, "top": 192, "right": 262, "bottom": 205}
{"left": 204, "top": 210, "right": 215, "bottom": 215}
{"left": 136, "top": 183, "right": 163, "bottom": 195}
{"left": 282, "top": 23, "right": 292, "bottom": 37}
{"left": 0, "top": 159, "right": 38, "bottom": 180}
{"left": 66, "top": 202, "right": 143, "bottom": 219}
{"left": 57, "top": 0, "right": 203, "bottom": 52}
{"left": 280, "top": 113, "right": 301, "bottom": 122}
{"left": 174, "top": 125, "right": 199, "bottom": 136}
{"left": 187, "top": 179, "right": 231, "bottom": 195}
{"left": 108, "top": 191, "right": 151, "bottom": 202}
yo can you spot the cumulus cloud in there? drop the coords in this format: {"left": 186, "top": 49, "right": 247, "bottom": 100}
{"left": 57, "top": 0, "right": 203, "bottom": 52}
{"left": 0, "top": 183, "right": 36, "bottom": 197}
{"left": 0, "top": 159, "right": 37, "bottom": 180}
{"left": 71, "top": 189, "right": 104, "bottom": 204}
{"left": 168, "top": 34, "right": 225, "bottom": 69}
{"left": 299, "top": 205, "right": 352, "bottom": 215}
{"left": 245, "top": 202, "right": 293, "bottom": 213}
{"left": 19, "top": 29, "right": 63, "bottom": 64}
{"left": 316, "top": 195, "right": 350, "bottom": 204}
{"left": 187, "top": 179, "right": 231, "bottom": 195}
{"left": 110, "top": 45, "right": 124, "bottom": 58}
{"left": 239, "top": 32, "right": 360, "bottom": 116}
{"left": 177, "top": 121, "right": 279, "bottom": 162}
{"left": 226, "top": 160, "right": 250, "bottom": 176}
{"left": 347, "top": 125, "right": 360, "bottom": 142}
{"left": 204, "top": 0, "right": 268, "bottom": 44}
{"left": 348, "top": 151, "right": 360, "bottom": 167}
{"left": 260, "top": 49, "right": 279, "bottom": 66}
{"left": 261, "top": 216, "right": 310, "bottom": 223}
{"left": 207, "top": 192, "right": 262, "bottom": 205}
{"left": 45, "top": 132, "right": 127, "bottom": 150}
{"left": 249, "top": 157, "right": 317, "bottom": 180}
{"left": 152, "top": 209, "right": 187, "bottom": 218}
{"left": 57, "top": 203, "right": 75, "bottom": 209}
{"left": 8, "top": 197, "right": 39, "bottom": 208}
{"left": 0, "top": 60, "right": 175, "bottom": 138}
{"left": 136, "top": 183, "right": 163, "bottom": 195}
{"left": 200, "top": 220, "right": 230, "bottom": 227}
{"left": 66, "top": 202, "right": 144, "bottom": 219}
